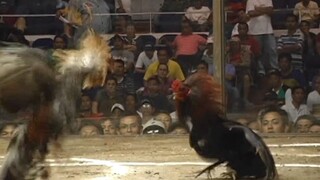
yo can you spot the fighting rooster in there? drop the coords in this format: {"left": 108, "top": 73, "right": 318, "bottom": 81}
{"left": 0, "top": 29, "right": 110, "bottom": 179}
{"left": 172, "top": 73, "right": 277, "bottom": 179}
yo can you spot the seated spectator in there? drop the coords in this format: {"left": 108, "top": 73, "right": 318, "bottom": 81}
{"left": 264, "top": 69, "right": 291, "bottom": 107}
{"left": 168, "top": 122, "right": 189, "bottom": 134}
{"left": 277, "top": 14, "right": 304, "bottom": 70}
{"left": 53, "top": 34, "right": 68, "bottom": 49}
{"left": 113, "top": 14, "right": 131, "bottom": 34}
{"left": 278, "top": 53, "right": 307, "bottom": 88}
{"left": 307, "top": 74, "right": 320, "bottom": 112}
{"left": 172, "top": 20, "right": 207, "bottom": 76}
{"left": 300, "top": 20, "right": 317, "bottom": 56}
{"left": 155, "top": 63, "right": 174, "bottom": 95}
{"left": 139, "top": 77, "right": 174, "bottom": 113}
{"left": 184, "top": 0, "right": 211, "bottom": 31}
{"left": 100, "top": 118, "right": 117, "bottom": 135}
{"left": 144, "top": 45, "right": 185, "bottom": 82}
{"left": 112, "top": 59, "right": 136, "bottom": 95}
{"left": 92, "top": 76, "right": 124, "bottom": 116}
{"left": 294, "top": 0, "right": 320, "bottom": 28}
{"left": 123, "top": 24, "right": 138, "bottom": 55}
{"left": 304, "top": 35, "right": 320, "bottom": 82}
{"left": 154, "top": 112, "right": 172, "bottom": 132}
{"left": 78, "top": 120, "right": 103, "bottom": 137}
{"left": 309, "top": 124, "right": 320, "bottom": 133}
{"left": 0, "top": 122, "right": 17, "bottom": 138}
{"left": 118, "top": 114, "right": 142, "bottom": 135}
{"left": 201, "top": 36, "right": 215, "bottom": 75}
{"left": 111, "top": 35, "right": 135, "bottom": 72}
{"left": 258, "top": 106, "right": 290, "bottom": 133}
{"left": 225, "top": 63, "right": 240, "bottom": 112}
{"left": 77, "top": 95, "right": 92, "bottom": 118}
{"left": 138, "top": 99, "right": 156, "bottom": 125}
{"left": 294, "top": 114, "right": 317, "bottom": 133}
{"left": 135, "top": 43, "right": 158, "bottom": 74}
{"left": 124, "top": 93, "right": 138, "bottom": 115}
{"left": 110, "top": 103, "right": 125, "bottom": 120}
{"left": 142, "top": 119, "right": 166, "bottom": 134}
{"left": 281, "top": 86, "right": 310, "bottom": 123}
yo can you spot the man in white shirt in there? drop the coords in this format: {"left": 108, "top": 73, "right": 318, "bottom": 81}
{"left": 246, "top": 0, "right": 278, "bottom": 76}
{"left": 281, "top": 86, "right": 310, "bottom": 123}
{"left": 135, "top": 44, "right": 158, "bottom": 74}
{"left": 185, "top": 0, "right": 211, "bottom": 31}
{"left": 115, "top": 0, "right": 131, "bottom": 13}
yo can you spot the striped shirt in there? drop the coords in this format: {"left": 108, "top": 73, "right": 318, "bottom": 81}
{"left": 277, "top": 30, "right": 304, "bottom": 69}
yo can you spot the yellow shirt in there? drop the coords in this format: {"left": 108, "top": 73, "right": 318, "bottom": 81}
{"left": 144, "top": 60, "right": 185, "bottom": 81}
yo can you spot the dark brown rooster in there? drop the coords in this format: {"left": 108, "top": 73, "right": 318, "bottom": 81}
{"left": 172, "top": 73, "right": 277, "bottom": 179}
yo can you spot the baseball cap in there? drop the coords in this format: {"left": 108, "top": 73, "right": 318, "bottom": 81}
{"left": 144, "top": 43, "right": 154, "bottom": 51}
{"left": 142, "top": 119, "right": 166, "bottom": 134}
{"left": 111, "top": 103, "right": 125, "bottom": 112}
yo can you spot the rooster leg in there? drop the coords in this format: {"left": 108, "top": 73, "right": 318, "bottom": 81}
{"left": 195, "top": 160, "right": 225, "bottom": 179}
{"left": 220, "top": 166, "right": 237, "bottom": 180}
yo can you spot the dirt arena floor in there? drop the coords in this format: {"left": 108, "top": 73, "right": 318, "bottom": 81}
{"left": 0, "top": 135, "right": 320, "bottom": 180}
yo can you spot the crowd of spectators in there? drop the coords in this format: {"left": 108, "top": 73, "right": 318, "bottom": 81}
{"left": 1, "top": 0, "right": 320, "bottom": 137}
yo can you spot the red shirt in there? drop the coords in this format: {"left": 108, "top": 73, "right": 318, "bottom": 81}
{"left": 173, "top": 34, "right": 207, "bottom": 56}
{"left": 235, "top": 35, "right": 261, "bottom": 58}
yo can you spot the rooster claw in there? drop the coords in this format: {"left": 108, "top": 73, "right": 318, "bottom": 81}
{"left": 220, "top": 167, "right": 236, "bottom": 180}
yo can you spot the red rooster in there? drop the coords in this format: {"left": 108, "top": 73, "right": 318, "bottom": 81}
{"left": 172, "top": 73, "right": 277, "bottom": 179}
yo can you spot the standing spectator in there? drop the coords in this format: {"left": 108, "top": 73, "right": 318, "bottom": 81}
{"left": 91, "top": 76, "right": 124, "bottom": 116}
{"left": 281, "top": 86, "right": 310, "bottom": 123}
{"left": 112, "top": 59, "right": 136, "bottom": 95}
{"left": 300, "top": 20, "right": 317, "bottom": 56}
{"left": 172, "top": 20, "right": 207, "bottom": 76}
{"left": 246, "top": 0, "right": 278, "bottom": 76}
{"left": 184, "top": 0, "right": 211, "bottom": 31}
{"left": 144, "top": 46, "right": 185, "bottom": 82}
{"left": 307, "top": 74, "right": 320, "bottom": 111}
{"left": 111, "top": 34, "right": 135, "bottom": 72}
{"left": 278, "top": 53, "right": 307, "bottom": 88}
{"left": 294, "top": 0, "right": 320, "bottom": 27}
{"left": 277, "top": 15, "right": 304, "bottom": 70}
{"left": 259, "top": 106, "right": 290, "bottom": 133}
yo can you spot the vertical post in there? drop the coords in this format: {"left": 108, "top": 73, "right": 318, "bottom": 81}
{"left": 149, "top": 12, "right": 152, "bottom": 33}
{"left": 213, "top": 0, "right": 226, "bottom": 113}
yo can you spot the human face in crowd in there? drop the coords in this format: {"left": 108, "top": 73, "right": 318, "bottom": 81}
{"left": 157, "top": 64, "right": 169, "bottom": 78}
{"left": 170, "top": 127, "right": 188, "bottom": 134}
{"left": 126, "top": 25, "right": 136, "bottom": 38}
{"left": 296, "top": 119, "right": 313, "bottom": 133}
{"left": 101, "top": 119, "right": 117, "bottom": 135}
{"left": 155, "top": 113, "right": 172, "bottom": 131}
{"left": 118, "top": 116, "right": 141, "bottom": 135}
{"left": 0, "top": 124, "right": 17, "bottom": 138}
{"left": 157, "top": 50, "right": 169, "bottom": 64}
{"left": 236, "top": 118, "right": 250, "bottom": 126}
{"left": 105, "top": 79, "right": 117, "bottom": 94}
{"left": 309, "top": 125, "right": 320, "bottom": 133}
{"left": 53, "top": 37, "right": 66, "bottom": 49}
{"left": 248, "top": 121, "right": 260, "bottom": 132}
{"left": 147, "top": 79, "right": 160, "bottom": 94}
{"left": 261, "top": 112, "right": 288, "bottom": 133}
{"left": 292, "top": 88, "right": 305, "bottom": 104}
{"left": 139, "top": 103, "right": 155, "bottom": 117}
{"left": 113, "top": 62, "right": 125, "bottom": 76}
{"left": 300, "top": 21, "right": 310, "bottom": 34}
{"left": 112, "top": 108, "right": 124, "bottom": 118}
{"left": 79, "top": 125, "right": 100, "bottom": 137}
{"left": 196, "top": 64, "right": 208, "bottom": 74}
{"left": 193, "top": 0, "right": 202, "bottom": 9}
{"left": 145, "top": 49, "right": 154, "bottom": 59}
{"left": 268, "top": 74, "right": 281, "bottom": 89}
{"left": 238, "top": 24, "right": 249, "bottom": 37}
{"left": 278, "top": 57, "right": 291, "bottom": 72}
{"left": 125, "top": 95, "right": 137, "bottom": 111}
{"left": 113, "top": 38, "right": 124, "bottom": 49}
{"left": 286, "top": 16, "right": 298, "bottom": 31}
{"left": 80, "top": 96, "right": 91, "bottom": 111}
{"left": 181, "top": 22, "right": 193, "bottom": 35}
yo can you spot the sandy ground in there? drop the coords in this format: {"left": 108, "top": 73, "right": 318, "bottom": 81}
{"left": 0, "top": 135, "right": 320, "bottom": 180}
